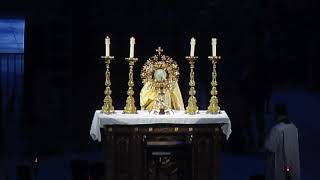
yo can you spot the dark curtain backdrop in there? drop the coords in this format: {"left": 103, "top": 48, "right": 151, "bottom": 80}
{"left": 0, "top": 0, "right": 318, "bottom": 157}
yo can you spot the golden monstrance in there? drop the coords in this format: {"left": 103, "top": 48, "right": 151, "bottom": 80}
{"left": 140, "top": 47, "right": 184, "bottom": 115}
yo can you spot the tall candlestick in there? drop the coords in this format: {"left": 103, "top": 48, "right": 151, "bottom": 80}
{"left": 207, "top": 56, "right": 221, "bottom": 114}
{"left": 123, "top": 57, "right": 138, "bottom": 114}
{"left": 105, "top": 36, "right": 110, "bottom": 57}
{"left": 211, "top": 38, "right": 217, "bottom": 57}
{"left": 190, "top": 37, "right": 196, "bottom": 57}
{"left": 185, "top": 56, "right": 199, "bottom": 115}
{"left": 129, "top": 37, "right": 135, "bottom": 58}
{"left": 101, "top": 56, "right": 115, "bottom": 114}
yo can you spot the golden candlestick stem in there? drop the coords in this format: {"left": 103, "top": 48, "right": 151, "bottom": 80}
{"left": 101, "top": 56, "right": 115, "bottom": 114}
{"left": 123, "top": 57, "right": 138, "bottom": 114}
{"left": 207, "top": 56, "right": 221, "bottom": 114}
{"left": 185, "top": 56, "right": 199, "bottom": 115}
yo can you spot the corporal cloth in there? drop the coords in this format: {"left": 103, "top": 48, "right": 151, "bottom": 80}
{"left": 90, "top": 110, "right": 232, "bottom": 142}
{"left": 264, "top": 122, "right": 300, "bottom": 180}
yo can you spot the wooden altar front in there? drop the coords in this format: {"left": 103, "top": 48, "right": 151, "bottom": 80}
{"left": 102, "top": 124, "right": 224, "bottom": 180}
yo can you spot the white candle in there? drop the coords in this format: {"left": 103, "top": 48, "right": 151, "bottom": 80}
{"left": 105, "top": 36, "right": 110, "bottom": 57}
{"left": 129, "top": 37, "right": 135, "bottom": 58}
{"left": 190, "top": 37, "right": 196, "bottom": 57}
{"left": 211, "top": 38, "right": 217, "bottom": 57}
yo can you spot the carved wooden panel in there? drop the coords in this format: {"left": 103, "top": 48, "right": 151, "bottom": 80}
{"left": 103, "top": 124, "right": 223, "bottom": 180}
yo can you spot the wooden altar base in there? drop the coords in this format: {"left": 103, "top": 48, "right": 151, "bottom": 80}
{"left": 103, "top": 124, "right": 223, "bottom": 180}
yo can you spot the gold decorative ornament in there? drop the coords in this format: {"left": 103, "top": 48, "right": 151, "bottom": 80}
{"left": 185, "top": 56, "right": 199, "bottom": 114}
{"left": 141, "top": 47, "right": 180, "bottom": 114}
{"left": 101, "top": 56, "right": 115, "bottom": 114}
{"left": 207, "top": 56, "right": 221, "bottom": 114}
{"left": 141, "top": 47, "right": 180, "bottom": 91}
{"left": 123, "top": 57, "right": 138, "bottom": 114}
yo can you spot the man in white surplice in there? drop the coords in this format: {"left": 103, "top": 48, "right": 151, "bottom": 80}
{"left": 264, "top": 104, "right": 300, "bottom": 180}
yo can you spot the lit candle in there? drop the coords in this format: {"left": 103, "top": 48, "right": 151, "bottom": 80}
{"left": 190, "top": 37, "right": 196, "bottom": 57}
{"left": 211, "top": 38, "right": 217, "bottom": 57}
{"left": 105, "top": 36, "right": 110, "bottom": 57}
{"left": 129, "top": 37, "right": 135, "bottom": 58}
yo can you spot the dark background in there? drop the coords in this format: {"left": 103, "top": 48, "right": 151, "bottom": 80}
{"left": 1, "top": 0, "right": 320, "bottom": 179}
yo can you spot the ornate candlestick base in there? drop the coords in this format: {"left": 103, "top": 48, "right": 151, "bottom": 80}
{"left": 101, "top": 56, "right": 115, "bottom": 114}
{"left": 123, "top": 57, "right": 138, "bottom": 114}
{"left": 207, "top": 56, "right": 221, "bottom": 114}
{"left": 185, "top": 56, "right": 199, "bottom": 115}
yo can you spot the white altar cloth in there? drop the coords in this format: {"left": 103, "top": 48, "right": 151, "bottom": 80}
{"left": 90, "top": 110, "right": 232, "bottom": 142}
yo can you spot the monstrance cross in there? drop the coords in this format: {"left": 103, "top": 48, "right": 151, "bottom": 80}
{"left": 156, "top": 47, "right": 163, "bottom": 56}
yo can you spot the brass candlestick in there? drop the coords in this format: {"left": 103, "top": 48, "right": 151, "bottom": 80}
{"left": 207, "top": 56, "right": 221, "bottom": 114}
{"left": 101, "top": 56, "right": 115, "bottom": 114}
{"left": 123, "top": 57, "right": 138, "bottom": 114}
{"left": 185, "top": 56, "right": 199, "bottom": 114}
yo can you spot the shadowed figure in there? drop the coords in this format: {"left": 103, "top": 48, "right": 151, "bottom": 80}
{"left": 240, "top": 62, "right": 271, "bottom": 151}
{"left": 264, "top": 104, "right": 300, "bottom": 180}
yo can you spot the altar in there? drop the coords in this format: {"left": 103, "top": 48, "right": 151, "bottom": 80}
{"left": 90, "top": 110, "right": 231, "bottom": 180}
{"left": 90, "top": 36, "right": 231, "bottom": 180}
